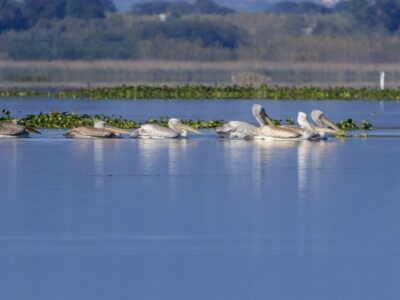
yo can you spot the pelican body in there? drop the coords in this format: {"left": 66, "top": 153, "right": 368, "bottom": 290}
{"left": 215, "top": 104, "right": 267, "bottom": 139}
{"left": 0, "top": 119, "right": 41, "bottom": 138}
{"left": 130, "top": 118, "right": 201, "bottom": 139}
{"left": 64, "top": 121, "right": 130, "bottom": 139}
{"left": 252, "top": 112, "right": 323, "bottom": 141}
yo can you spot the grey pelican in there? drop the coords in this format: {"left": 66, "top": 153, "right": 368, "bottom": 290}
{"left": 130, "top": 118, "right": 201, "bottom": 139}
{"left": 215, "top": 104, "right": 268, "bottom": 138}
{"left": 284, "top": 110, "right": 343, "bottom": 138}
{"left": 64, "top": 120, "right": 130, "bottom": 139}
{"left": 0, "top": 119, "right": 41, "bottom": 138}
{"left": 311, "top": 110, "right": 343, "bottom": 135}
{"left": 252, "top": 112, "right": 322, "bottom": 141}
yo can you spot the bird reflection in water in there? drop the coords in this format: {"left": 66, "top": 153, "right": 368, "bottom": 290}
{"left": 253, "top": 139, "right": 299, "bottom": 197}
{"left": 93, "top": 139, "right": 105, "bottom": 189}
{"left": 138, "top": 139, "right": 190, "bottom": 203}
{"left": 296, "top": 140, "right": 340, "bottom": 255}
{"left": 138, "top": 139, "right": 190, "bottom": 174}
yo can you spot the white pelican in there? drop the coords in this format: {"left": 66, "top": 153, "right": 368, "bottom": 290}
{"left": 251, "top": 112, "right": 322, "bottom": 141}
{"left": 311, "top": 110, "right": 343, "bottom": 135}
{"left": 284, "top": 110, "right": 343, "bottom": 138}
{"left": 64, "top": 120, "right": 130, "bottom": 139}
{"left": 296, "top": 112, "right": 323, "bottom": 140}
{"left": 130, "top": 118, "right": 201, "bottom": 139}
{"left": 215, "top": 104, "right": 268, "bottom": 139}
{"left": 0, "top": 119, "right": 41, "bottom": 138}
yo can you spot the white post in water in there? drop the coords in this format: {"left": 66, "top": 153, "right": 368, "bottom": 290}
{"left": 380, "top": 71, "right": 385, "bottom": 90}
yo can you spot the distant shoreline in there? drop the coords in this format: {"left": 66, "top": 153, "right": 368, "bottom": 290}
{"left": 0, "top": 60, "right": 400, "bottom": 90}
{"left": 1, "top": 84, "right": 400, "bottom": 100}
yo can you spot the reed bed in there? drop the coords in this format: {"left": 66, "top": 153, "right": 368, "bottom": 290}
{"left": 1, "top": 60, "right": 400, "bottom": 88}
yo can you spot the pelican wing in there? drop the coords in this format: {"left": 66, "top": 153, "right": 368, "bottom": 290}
{"left": 215, "top": 121, "right": 256, "bottom": 139}
{"left": 134, "top": 124, "right": 180, "bottom": 138}
{"left": 64, "top": 126, "right": 115, "bottom": 138}
{"left": 0, "top": 122, "right": 28, "bottom": 136}
{"left": 252, "top": 125, "right": 301, "bottom": 139}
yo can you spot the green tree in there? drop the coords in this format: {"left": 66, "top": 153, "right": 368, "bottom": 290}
{"left": 22, "top": 0, "right": 113, "bottom": 26}
{"left": 65, "top": 0, "right": 106, "bottom": 18}
{"left": 0, "top": 0, "right": 27, "bottom": 31}
{"left": 272, "top": 1, "right": 330, "bottom": 14}
{"left": 192, "top": 0, "right": 235, "bottom": 15}
{"left": 338, "top": 0, "right": 400, "bottom": 32}
{"left": 131, "top": 0, "right": 234, "bottom": 15}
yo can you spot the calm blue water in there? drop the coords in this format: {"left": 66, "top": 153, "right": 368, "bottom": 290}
{"left": 1, "top": 99, "right": 400, "bottom": 300}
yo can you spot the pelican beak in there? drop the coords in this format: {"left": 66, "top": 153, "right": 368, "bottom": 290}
{"left": 104, "top": 125, "right": 131, "bottom": 135}
{"left": 26, "top": 127, "right": 41, "bottom": 134}
{"left": 260, "top": 110, "right": 275, "bottom": 126}
{"left": 178, "top": 124, "right": 202, "bottom": 135}
{"left": 320, "top": 116, "right": 343, "bottom": 132}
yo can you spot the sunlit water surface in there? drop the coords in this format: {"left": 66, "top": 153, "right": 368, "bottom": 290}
{"left": 1, "top": 99, "right": 400, "bottom": 300}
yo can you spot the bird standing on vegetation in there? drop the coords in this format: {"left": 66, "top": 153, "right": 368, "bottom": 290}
{"left": 63, "top": 120, "right": 130, "bottom": 138}
{"left": 130, "top": 118, "right": 201, "bottom": 139}
{"left": 0, "top": 119, "right": 41, "bottom": 138}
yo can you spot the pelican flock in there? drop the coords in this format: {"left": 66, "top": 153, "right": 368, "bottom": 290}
{"left": 0, "top": 105, "right": 343, "bottom": 141}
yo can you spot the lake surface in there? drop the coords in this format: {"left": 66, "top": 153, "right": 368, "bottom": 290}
{"left": 1, "top": 99, "right": 400, "bottom": 300}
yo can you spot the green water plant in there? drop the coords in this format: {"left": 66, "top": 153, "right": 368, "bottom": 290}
{"left": 1, "top": 85, "right": 400, "bottom": 100}
{"left": 16, "top": 111, "right": 223, "bottom": 129}
{"left": 54, "top": 85, "right": 400, "bottom": 100}
{"left": 1, "top": 110, "right": 373, "bottom": 132}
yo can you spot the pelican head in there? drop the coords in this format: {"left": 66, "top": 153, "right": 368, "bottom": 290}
{"left": 252, "top": 104, "right": 273, "bottom": 126}
{"left": 94, "top": 120, "right": 106, "bottom": 128}
{"left": 311, "top": 110, "right": 341, "bottom": 132}
{"left": 297, "top": 112, "right": 308, "bottom": 127}
{"left": 298, "top": 112, "right": 321, "bottom": 138}
{"left": 168, "top": 118, "right": 201, "bottom": 137}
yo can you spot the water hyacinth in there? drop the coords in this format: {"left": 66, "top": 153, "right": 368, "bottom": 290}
{"left": 2, "top": 111, "right": 224, "bottom": 129}
{"left": 54, "top": 85, "right": 400, "bottom": 100}
{"left": 1, "top": 110, "right": 372, "bottom": 131}
{"left": 336, "top": 119, "right": 372, "bottom": 130}
{"left": 0, "top": 85, "right": 400, "bottom": 100}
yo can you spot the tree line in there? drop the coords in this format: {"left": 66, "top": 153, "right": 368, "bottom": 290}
{"left": 1, "top": 0, "right": 400, "bottom": 61}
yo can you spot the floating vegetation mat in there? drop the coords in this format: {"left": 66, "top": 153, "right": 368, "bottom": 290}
{"left": 0, "top": 110, "right": 372, "bottom": 130}
{"left": 1, "top": 85, "right": 400, "bottom": 100}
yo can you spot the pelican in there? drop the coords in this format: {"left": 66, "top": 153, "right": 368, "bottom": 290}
{"left": 64, "top": 120, "right": 130, "bottom": 139}
{"left": 311, "top": 110, "right": 343, "bottom": 135}
{"left": 130, "top": 118, "right": 201, "bottom": 139}
{"left": 252, "top": 112, "right": 322, "bottom": 141}
{"left": 284, "top": 110, "right": 343, "bottom": 138}
{"left": 215, "top": 104, "right": 268, "bottom": 139}
{"left": 296, "top": 112, "right": 323, "bottom": 140}
{"left": 0, "top": 119, "right": 41, "bottom": 138}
